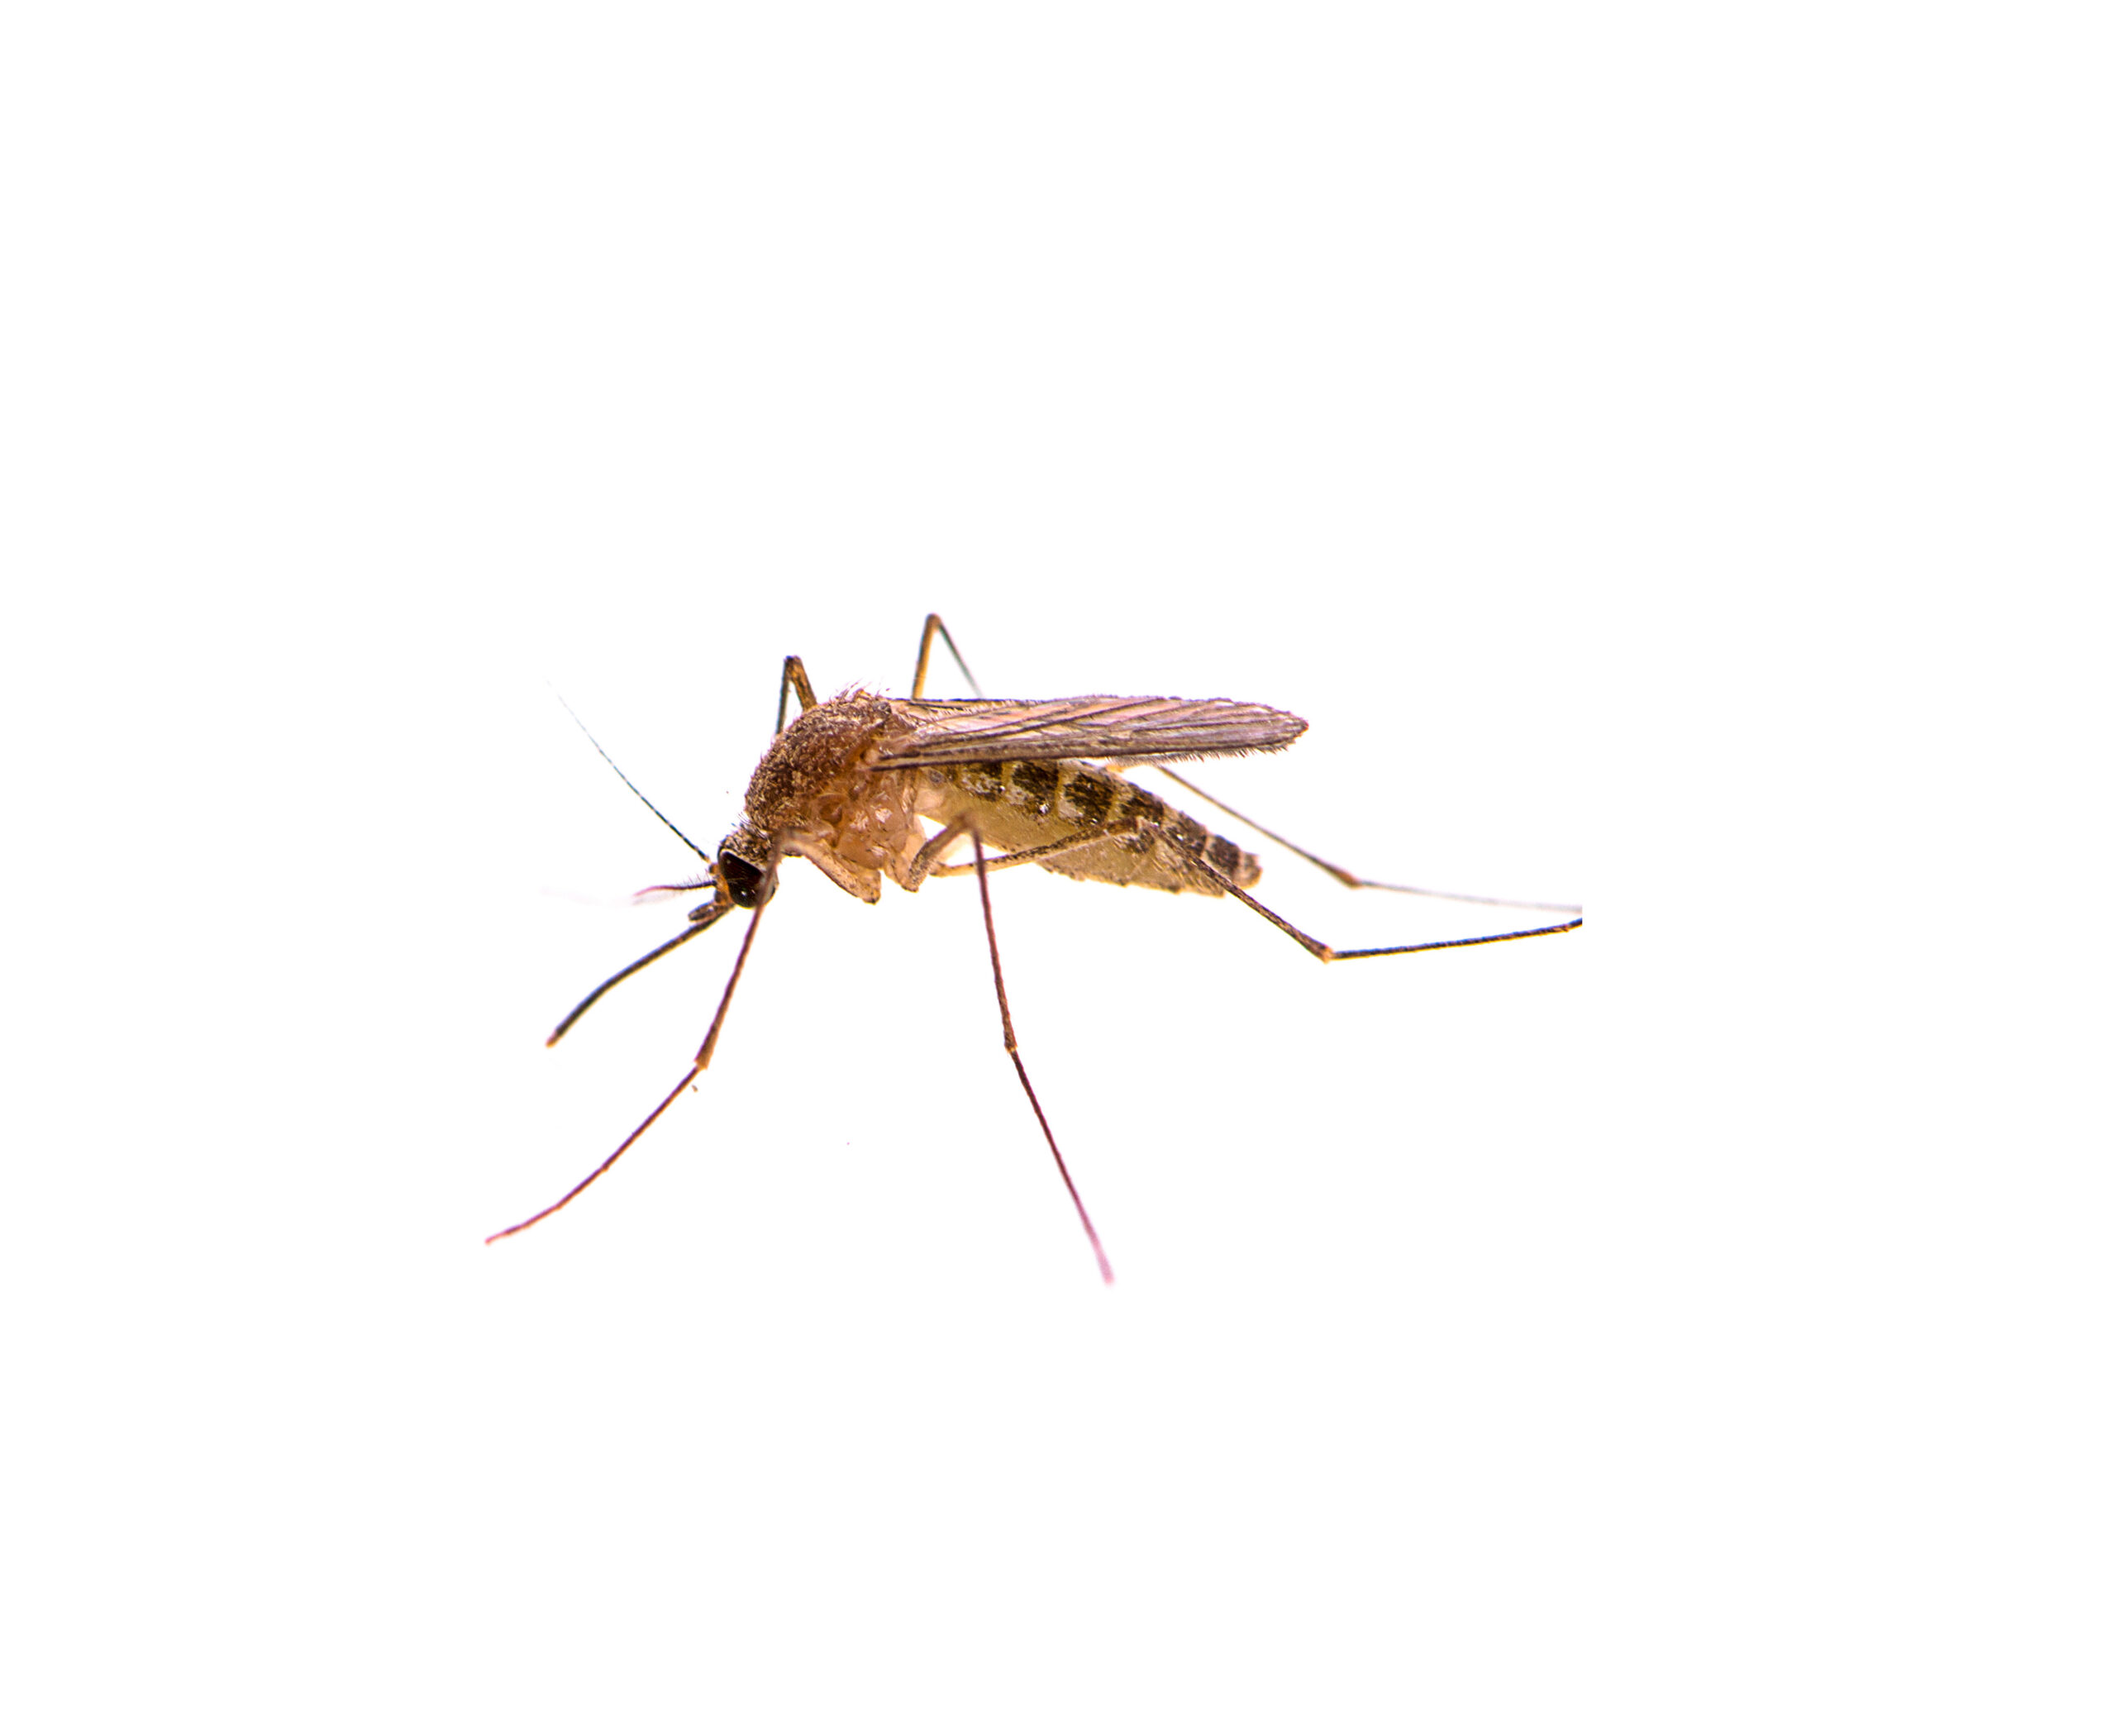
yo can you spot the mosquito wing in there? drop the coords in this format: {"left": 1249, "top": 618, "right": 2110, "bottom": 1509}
{"left": 879, "top": 695, "right": 1307, "bottom": 768}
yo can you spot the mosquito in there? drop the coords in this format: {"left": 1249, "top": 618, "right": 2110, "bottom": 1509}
{"left": 490, "top": 614, "right": 1582, "bottom": 1281}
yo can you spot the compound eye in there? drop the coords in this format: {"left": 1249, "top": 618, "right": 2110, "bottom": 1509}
{"left": 718, "top": 849, "right": 768, "bottom": 908}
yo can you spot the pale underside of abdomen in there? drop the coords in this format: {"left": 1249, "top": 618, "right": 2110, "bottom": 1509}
{"left": 913, "top": 759, "right": 1260, "bottom": 894}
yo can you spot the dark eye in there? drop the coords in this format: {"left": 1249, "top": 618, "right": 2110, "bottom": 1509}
{"left": 719, "top": 850, "right": 768, "bottom": 907}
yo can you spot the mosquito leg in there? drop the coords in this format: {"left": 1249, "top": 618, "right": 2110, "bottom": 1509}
{"left": 1143, "top": 765, "right": 1580, "bottom": 916}
{"left": 969, "top": 830, "right": 1114, "bottom": 1285}
{"left": 488, "top": 863, "right": 776, "bottom": 1243}
{"left": 546, "top": 894, "right": 737, "bottom": 1047}
{"left": 922, "top": 835, "right": 1108, "bottom": 879}
{"left": 902, "top": 817, "right": 974, "bottom": 889}
{"left": 1139, "top": 821, "right": 1581, "bottom": 961}
{"left": 909, "top": 613, "right": 985, "bottom": 699}
{"left": 908, "top": 818, "right": 1134, "bottom": 889}
{"left": 774, "top": 656, "right": 820, "bottom": 735}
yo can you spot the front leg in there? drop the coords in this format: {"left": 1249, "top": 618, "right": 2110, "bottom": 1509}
{"left": 773, "top": 656, "right": 820, "bottom": 735}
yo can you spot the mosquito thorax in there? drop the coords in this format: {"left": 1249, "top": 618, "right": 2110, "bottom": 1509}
{"left": 743, "top": 692, "right": 899, "bottom": 823}
{"left": 732, "top": 691, "right": 927, "bottom": 905}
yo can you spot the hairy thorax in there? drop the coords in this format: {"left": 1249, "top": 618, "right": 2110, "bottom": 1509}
{"left": 737, "top": 692, "right": 927, "bottom": 901}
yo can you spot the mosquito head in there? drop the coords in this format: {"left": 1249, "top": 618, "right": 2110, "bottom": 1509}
{"left": 716, "top": 821, "right": 779, "bottom": 908}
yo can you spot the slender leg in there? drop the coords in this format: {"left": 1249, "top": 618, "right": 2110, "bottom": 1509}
{"left": 488, "top": 860, "right": 778, "bottom": 1243}
{"left": 774, "top": 655, "right": 820, "bottom": 735}
{"left": 969, "top": 830, "right": 1113, "bottom": 1284}
{"left": 910, "top": 613, "right": 984, "bottom": 699}
{"left": 904, "top": 815, "right": 1135, "bottom": 891}
{"left": 1139, "top": 820, "right": 1582, "bottom": 960}
{"left": 922, "top": 832, "right": 1122, "bottom": 880}
{"left": 901, "top": 816, "right": 974, "bottom": 890}
{"left": 1143, "top": 765, "right": 1581, "bottom": 916}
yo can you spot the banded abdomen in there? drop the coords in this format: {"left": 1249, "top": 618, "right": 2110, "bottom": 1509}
{"left": 917, "top": 759, "right": 1260, "bottom": 894}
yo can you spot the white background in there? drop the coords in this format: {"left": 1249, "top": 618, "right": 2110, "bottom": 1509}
{"left": 5, "top": 5, "right": 2108, "bottom": 1731}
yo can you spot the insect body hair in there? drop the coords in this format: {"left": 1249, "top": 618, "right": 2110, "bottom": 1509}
{"left": 724, "top": 692, "right": 927, "bottom": 903}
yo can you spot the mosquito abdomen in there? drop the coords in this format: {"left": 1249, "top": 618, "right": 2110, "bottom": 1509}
{"left": 927, "top": 760, "right": 1260, "bottom": 894}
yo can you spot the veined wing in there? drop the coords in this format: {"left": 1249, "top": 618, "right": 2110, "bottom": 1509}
{"left": 879, "top": 695, "right": 1307, "bottom": 768}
